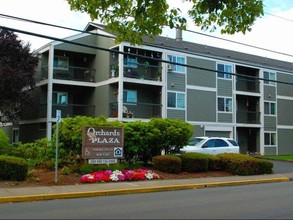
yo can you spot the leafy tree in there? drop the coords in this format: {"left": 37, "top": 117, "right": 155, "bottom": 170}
{"left": 0, "top": 128, "right": 11, "bottom": 154}
{"left": 68, "top": 0, "right": 264, "bottom": 45}
{"left": 0, "top": 29, "right": 38, "bottom": 123}
{"left": 148, "top": 118, "right": 193, "bottom": 154}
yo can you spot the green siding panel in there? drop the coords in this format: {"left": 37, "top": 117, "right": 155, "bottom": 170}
{"left": 264, "top": 147, "right": 277, "bottom": 155}
{"left": 264, "top": 116, "right": 276, "bottom": 131}
{"left": 167, "top": 72, "right": 186, "bottom": 91}
{"left": 217, "top": 79, "right": 232, "bottom": 97}
{"left": 277, "top": 73, "right": 293, "bottom": 97}
{"left": 218, "top": 113, "right": 233, "bottom": 123}
{"left": 187, "top": 89, "right": 216, "bottom": 122}
{"left": 278, "top": 129, "right": 293, "bottom": 154}
{"left": 264, "top": 86, "right": 276, "bottom": 101}
{"left": 278, "top": 99, "right": 293, "bottom": 125}
{"left": 167, "top": 109, "right": 185, "bottom": 121}
{"left": 187, "top": 57, "right": 216, "bottom": 88}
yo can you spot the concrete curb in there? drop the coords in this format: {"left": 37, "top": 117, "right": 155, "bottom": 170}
{"left": 0, "top": 176, "right": 289, "bottom": 204}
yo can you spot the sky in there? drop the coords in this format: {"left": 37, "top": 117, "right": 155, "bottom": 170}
{"left": 1, "top": 0, "right": 293, "bottom": 62}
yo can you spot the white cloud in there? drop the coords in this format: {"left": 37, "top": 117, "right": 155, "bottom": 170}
{"left": 0, "top": 0, "right": 91, "bottom": 50}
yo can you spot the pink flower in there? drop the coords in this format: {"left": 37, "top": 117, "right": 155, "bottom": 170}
{"left": 80, "top": 169, "right": 160, "bottom": 184}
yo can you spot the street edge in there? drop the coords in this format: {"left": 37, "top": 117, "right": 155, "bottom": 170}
{"left": 0, "top": 177, "right": 289, "bottom": 203}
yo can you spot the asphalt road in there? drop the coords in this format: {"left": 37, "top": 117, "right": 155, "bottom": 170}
{"left": 0, "top": 181, "right": 292, "bottom": 219}
{"left": 271, "top": 160, "right": 293, "bottom": 174}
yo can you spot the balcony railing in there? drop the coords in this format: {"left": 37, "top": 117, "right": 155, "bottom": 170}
{"left": 236, "top": 76, "right": 259, "bottom": 93}
{"left": 237, "top": 110, "right": 260, "bottom": 124}
{"left": 109, "top": 102, "right": 161, "bottom": 119}
{"left": 40, "top": 104, "right": 95, "bottom": 118}
{"left": 109, "top": 63, "right": 162, "bottom": 81}
{"left": 41, "top": 66, "right": 96, "bottom": 82}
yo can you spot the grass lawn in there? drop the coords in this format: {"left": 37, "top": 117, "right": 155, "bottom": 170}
{"left": 261, "top": 155, "right": 293, "bottom": 161}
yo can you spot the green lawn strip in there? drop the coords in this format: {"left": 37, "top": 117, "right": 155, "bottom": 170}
{"left": 261, "top": 155, "right": 293, "bottom": 161}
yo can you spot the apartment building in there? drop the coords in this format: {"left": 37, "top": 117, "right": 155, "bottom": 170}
{"left": 7, "top": 22, "right": 293, "bottom": 155}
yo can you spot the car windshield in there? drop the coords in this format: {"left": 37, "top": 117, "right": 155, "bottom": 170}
{"left": 228, "top": 139, "right": 239, "bottom": 146}
{"left": 194, "top": 139, "right": 207, "bottom": 147}
{"left": 188, "top": 137, "right": 205, "bottom": 146}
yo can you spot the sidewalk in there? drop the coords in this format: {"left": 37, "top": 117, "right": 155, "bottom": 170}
{"left": 0, "top": 173, "right": 292, "bottom": 203}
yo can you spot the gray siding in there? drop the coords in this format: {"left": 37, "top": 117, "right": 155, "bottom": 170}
{"left": 205, "top": 131, "right": 230, "bottom": 137}
{"left": 187, "top": 89, "right": 216, "bottom": 122}
{"left": 167, "top": 72, "right": 186, "bottom": 91}
{"left": 193, "top": 125, "right": 205, "bottom": 137}
{"left": 187, "top": 57, "right": 216, "bottom": 88}
{"left": 217, "top": 79, "right": 232, "bottom": 97}
{"left": 218, "top": 113, "right": 233, "bottom": 123}
{"left": 277, "top": 72, "right": 293, "bottom": 97}
{"left": 264, "top": 86, "right": 276, "bottom": 101}
{"left": 264, "top": 147, "right": 277, "bottom": 155}
{"left": 264, "top": 116, "right": 276, "bottom": 131}
{"left": 278, "top": 99, "right": 293, "bottom": 125}
{"left": 278, "top": 129, "right": 293, "bottom": 154}
{"left": 55, "top": 35, "right": 97, "bottom": 54}
{"left": 95, "top": 85, "right": 110, "bottom": 116}
{"left": 167, "top": 109, "right": 185, "bottom": 121}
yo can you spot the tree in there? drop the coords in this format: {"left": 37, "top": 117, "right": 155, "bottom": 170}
{"left": 0, "top": 29, "right": 38, "bottom": 123}
{"left": 67, "top": 0, "right": 264, "bottom": 45}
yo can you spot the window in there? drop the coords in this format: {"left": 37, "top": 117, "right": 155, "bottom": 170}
{"left": 53, "top": 92, "right": 68, "bottom": 104}
{"left": 124, "top": 56, "right": 137, "bottom": 68}
{"left": 204, "top": 139, "right": 229, "bottom": 148}
{"left": 264, "top": 102, "right": 276, "bottom": 115}
{"left": 53, "top": 56, "right": 69, "bottom": 70}
{"left": 264, "top": 71, "right": 276, "bottom": 85}
{"left": 123, "top": 90, "right": 137, "bottom": 104}
{"left": 218, "top": 97, "right": 232, "bottom": 112}
{"left": 217, "top": 63, "right": 232, "bottom": 79}
{"left": 167, "top": 92, "right": 185, "bottom": 109}
{"left": 167, "top": 55, "right": 186, "bottom": 73}
{"left": 264, "top": 132, "right": 276, "bottom": 146}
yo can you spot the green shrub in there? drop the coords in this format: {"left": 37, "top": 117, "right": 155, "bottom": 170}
{"left": 152, "top": 155, "right": 182, "bottom": 174}
{"left": 0, "top": 128, "right": 11, "bottom": 155}
{"left": 79, "top": 163, "right": 133, "bottom": 174}
{"left": 0, "top": 155, "right": 28, "bottom": 181}
{"left": 181, "top": 152, "right": 209, "bottom": 172}
{"left": 218, "top": 153, "right": 273, "bottom": 175}
{"left": 208, "top": 155, "right": 224, "bottom": 171}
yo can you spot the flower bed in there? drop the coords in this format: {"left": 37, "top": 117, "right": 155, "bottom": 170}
{"left": 80, "top": 169, "right": 160, "bottom": 184}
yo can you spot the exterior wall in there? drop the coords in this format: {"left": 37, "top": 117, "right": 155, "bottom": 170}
{"left": 95, "top": 37, "right": 116, "bottom": 82}
{"left": 187, "top": 57, "right": 216, "bottom": 87}
{"left": 264, "top": 116, "right": 277, "bottom": 131}
{"left": 167, "top": 72, "right": 185, "bottom": 91}
{"left": 167, "top": 109, "right": 185, "bottom": 121}
{"left": 205, "top": 130, "right": 230, "bottom": 137}
{"left": 278, "top": 129, "right": 293, "bottom": 154}
{"left": 217, "top": 79, "right": 233, "bottom": 97}
{"left": 264, "top": 86, "right": 276, "bottom": 100}
{"left": 95, "top": 85, "right": 110, "bottom": 117}
{"left": 55, "top": 35, "right": 97, "bottom": 54}
{"left": 218, "top": 113, "right": 233, "bottom": 123}
{"left": 187, "top": 89, "right": 216, "bottom": 122}
{"left": 264, "top": 147, "right": 277, "bottom": 155}
{"left": 277, "top": 72, "right": 293, "bottom": 97}
{"left": 278, "top": 99, "right": 293, "bottom": 125}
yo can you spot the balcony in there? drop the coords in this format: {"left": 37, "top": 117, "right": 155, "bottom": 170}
{"left": 40, "top": 104, "right": 95, "bottom": 118}
{"left": 41, "top": 66, "right": 96, "bottom": 82}
{"left": 236, "top": 76, "right": 260, "bottom": 93}
{"left": 237, "top": 110, "right": 260, "bottom": 124}
{"left": 109, "top": 62, "right": 162, "bottom": 82}
{"left": 109, "top": 102, "right": 161, "bottom": 119}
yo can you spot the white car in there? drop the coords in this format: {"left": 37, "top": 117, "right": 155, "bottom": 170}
{"left": 180, "top": 137, "right": 240, "bottom": 155}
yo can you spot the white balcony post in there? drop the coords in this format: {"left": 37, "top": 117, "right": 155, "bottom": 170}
{"left": 46, "top": 45, "right": 54, "bottom": 140}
